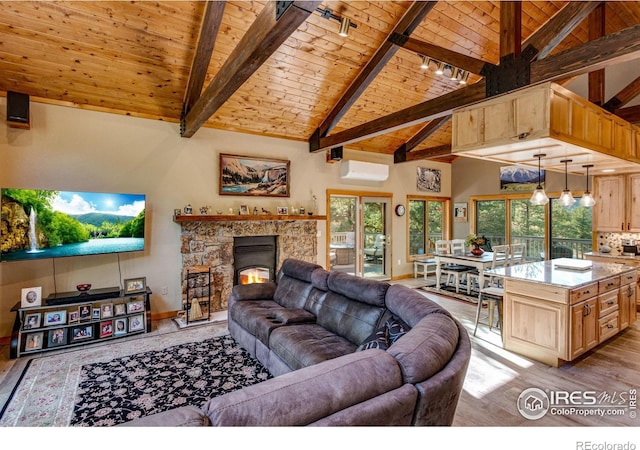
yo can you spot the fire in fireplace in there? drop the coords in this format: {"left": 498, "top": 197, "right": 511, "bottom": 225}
{"left": 233, "top": 235, "right": 277, "bottom": 285}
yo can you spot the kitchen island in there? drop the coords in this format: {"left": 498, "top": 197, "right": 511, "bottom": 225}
{"left": 489, "top": 258, "right": 637, "bottom": 367}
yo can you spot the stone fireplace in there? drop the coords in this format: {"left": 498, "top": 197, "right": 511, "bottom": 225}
{"left": 177, "top": 216, "right": 322, "bottom": 313}
{"left": 233, "top": 235, "right": 277, "bottom": 285}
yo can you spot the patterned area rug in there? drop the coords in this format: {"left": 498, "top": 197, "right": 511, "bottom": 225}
{"left": 71, "top": 335, "right": 271, "bottom": 426}
{"left": 0, "top": 323, "right": 269, "bottom": 426}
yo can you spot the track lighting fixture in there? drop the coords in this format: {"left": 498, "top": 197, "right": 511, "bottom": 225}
{"left": 420, "top": 55, "right": 431, "bottom": 70}
{"left": 449, "top": 67, "right": 460, "bottom": 81}
{"left": 558, "top": 159, "right": 576, "bottom": 207}
{"left": 435, "top": 61, "right": 445, "bottom": 75}
{"left": 458, "top": 70, "right": 470, "bottom": 85}
{"left": 580, "top": 164, "right": 596, "bottom": 207}
{"left": 315, "top": 7, "right": 357, "bottom": 37}
{"left": 530, "top": 153, "right": 549, "bottom": 205}
{"left": 416, "top": 55, "right": 467, "bottom": 85}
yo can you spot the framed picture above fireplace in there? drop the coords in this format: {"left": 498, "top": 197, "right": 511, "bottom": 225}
{"left": 219, "top": 154, "right": 290, "bottom": 197}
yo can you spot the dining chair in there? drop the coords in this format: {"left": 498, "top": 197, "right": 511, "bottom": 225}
{"left": 473, "top": 245, "right": 509, "bottom": 338}
{"left": 437, "top": 239, "right": 473, "bottom": 293}
{"left": 466, "top": 244, "right": 509, "bottom": 295}
{"left": 509, "top": 243, "right": 526, "bottom": 266}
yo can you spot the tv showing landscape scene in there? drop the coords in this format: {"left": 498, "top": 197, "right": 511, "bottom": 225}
{"left": 1, "top": 188, "right": 145, "bottom": 262}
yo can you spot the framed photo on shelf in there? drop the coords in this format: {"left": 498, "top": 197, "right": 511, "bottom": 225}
{"left": 100, "top": 321, "right": 113, "bottom": 338}
{"left": 277, "top": 206, "right": 288, "bottom": 215}
{"left": 71, "top": 325, "right": 93, "bottom": 342}
{"left": 219, "top": 153, "right": 290, "bottom": 198}
{"left": 69, "top": 310, "right": 79, "bottom": 324}
{"left": 92, "top": 308, "right": 101, "bottom": 320}
{"left": 47, "top": 328, "right": 67, "bottom": 347}
{"left": 23, "top": 312, "right": 41, "bottom": 330}
{"left": 239, "top": 205, "right": 249, "bottom": 215}
{"left": 101, "top": 303, "right": 113, "bottom": 318}
{"left": 78, "top": 305, "right": 91, "bottom": 321}
{"left": 128, "top": 314, "right": 144, "bottom": 332}
{"left": 123, "top": 277, "right": 147, "bottom": 294}
{"left": 127, "top": 300, "right": 144, "bottom": 314}
{"left": 44, "top": 310, "right": 67, "bottom": 327}
{"left": 114, "top": 303, "right": 126, "bottom": 316}
{"left": 114, "top": 318, "right": 127, "bottom": 336}
{"left": 24, "top": 332, "right": 44, "bottom": 352}
{"left": 21, "top": 286, "right": 42, "bottom": 308}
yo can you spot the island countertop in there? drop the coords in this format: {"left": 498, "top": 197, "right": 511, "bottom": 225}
{"left": 488, "top": 257, "right": 636, "bottom": 289}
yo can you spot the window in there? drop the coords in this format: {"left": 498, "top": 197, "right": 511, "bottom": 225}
{"left": 408, "top": 197, "right": 449, "bottom": 258}
{"left": 470, "top": 194, "right": 592, "bottom": 260}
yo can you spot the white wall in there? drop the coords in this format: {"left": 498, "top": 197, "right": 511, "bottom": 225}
{"left": 0, "top": 99, "right": 451, "bottom": 338}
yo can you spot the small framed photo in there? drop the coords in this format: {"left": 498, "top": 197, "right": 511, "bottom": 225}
{"left": 21, "top": 286, "right": 42, "bottom": 308}
{"left": 71, "top": 325, "right": 93, "bottom": 342}
{"left": 127, "top": 300, "right": 144, "bottom": 314}
{"left": 23, "top": 312, "right": 41, "bottom": 330}
{"left": 101, "top": 303, "right": 113, "bottom": 318}
{"left": 114, "top": 318, "right": 127, "bottom": 335}
{"left": 24, "top": 332, "right": 44, "bottom": 352}
{"left": 239, "top": 204, "right": 249, "bottom": 215}
{"left": 277, "top": 206, "right": 288, "bottom": 215}
{"left": 123, "top": 277, "right": 147, "bottom": 294}
{"left": 69, "top": 310, "right": 79, "bottom": 324}
{"left": 114, "top": 303, "right": 126, "bottom": 316}
{"left": 92, "top": 308, "right": 101, "bottom": 320}
{"left": 454, "top": 202, "right": 468, "bottom": 223}
{"left": 44, "top": 310, "right": 67, "bottom": 327}
{"left": 128, "top": 314, "right": 144, "bottom": 332}
{"left": 78, "top": 304, "right": 92, "bottom": 321}
{"left": 100, "top": 321, "right": 113, "bottom": 338}
{"left": 47, "top": 328, "right": 67, "bottom": 347}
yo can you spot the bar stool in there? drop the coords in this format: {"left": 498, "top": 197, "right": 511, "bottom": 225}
{"left": 473, "top": 245, "right": 509, "bottom": 338}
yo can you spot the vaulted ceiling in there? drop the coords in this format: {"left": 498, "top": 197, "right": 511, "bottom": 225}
{"left": 1, "top": 1, "right": 639, "bottom": 162}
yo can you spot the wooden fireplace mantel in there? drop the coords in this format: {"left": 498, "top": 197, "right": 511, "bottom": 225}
{"left": 174, "top": 214, "right": 327, "bottom": 223}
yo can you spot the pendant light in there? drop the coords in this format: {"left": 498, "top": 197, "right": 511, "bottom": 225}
{"left": 580, "top": 164, "right": 596, "bottom": 207}
{"left": 530, "top": 153, "right": 549, "bottom": 205}
{"left": 558, "top": 159, "right": 576, "bottom": 207}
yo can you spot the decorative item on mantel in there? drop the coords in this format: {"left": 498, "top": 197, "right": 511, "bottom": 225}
{"left": 184, "top": 204, "right": 193, "bottom": 215}
{"left": 465, "top": 234, "right": 487, "bottom": 255}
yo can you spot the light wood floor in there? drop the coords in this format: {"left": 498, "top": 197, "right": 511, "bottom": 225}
{"left": 1, "top": 283, "right": 639, "bottom": 428}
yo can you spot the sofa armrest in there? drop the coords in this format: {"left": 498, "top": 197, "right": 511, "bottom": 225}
{"left": 272, "top": 308, "right": 316, "bottom": 324}
{"left": 201, "top": 349, "right": 403, "bottom": 426}
{"left": 230, "top": 282, "right": 277, "bottom": 301}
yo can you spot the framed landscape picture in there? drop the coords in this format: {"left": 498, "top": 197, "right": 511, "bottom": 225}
{"left": 219, "top": 154, "right": 290, "bottom": 197}
{"left": 500, "top": 165, "right": 544, "bottom": 192}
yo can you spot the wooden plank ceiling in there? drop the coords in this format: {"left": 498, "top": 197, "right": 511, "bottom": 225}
{"left": 1, "top": 1, "right": 639, "bottom": 163}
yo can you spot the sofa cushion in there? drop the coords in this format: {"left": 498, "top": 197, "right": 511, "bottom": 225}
{"left": 357, "top": 316, "right": 410, "bottom": 351}
{"left": 387, "top": 313, "right": 460, "bottom": 384}
{"left": 327, "top": 271, "right": 389, "bottom": 307}
{"left": 311, "top": 267, "right": 330, "bottom": 291}
{"left": 278, "top": 258, "right": 322, "bottom": 283}
{"left": 230, "top": 300, "right": 285, "bottom": 336}
{"left": 269, "top": 324, "right": 357, "bottom": 370}
{"left": 306, "top": 290, "right": 385, "bottom": 345}
{"left": 384, "top": 284, "right": 453, "bottom": 327}
{"left": 202, "top": 349, "right": 403, "bottom": 426}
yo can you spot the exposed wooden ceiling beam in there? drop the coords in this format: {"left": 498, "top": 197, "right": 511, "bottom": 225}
{"left": 314, "top": 1, "right": 438, "bottom": 138}
{"left": 500, "top": 1, "right": 521, "bottom": 59}
{"left": 604, "top": 75, "right": 640, "bottom": 112}
{"left": 388, "top": 34, "right": 493, "bottom": 75}
{"left": 615, "top": 104, "right": 640, "bottom": 124}
{"left": 311, "top": 23, "right": 640, "bottom": 154}
{"left": 182, "top": 1, "right": 226, "bottom": 115}
{"left": 311, "top": 80, "right": 486, "bottom": 152}
{"left": 394, "top": 116, "right": 451, "bottom": 163}
{"left": 531, "top": 24, "right": 640, "bottom": 83}
{"left": 523, "top": 1, "right": 601, "bottom": 61}
{"left": 181, "top": 0, "right": 321, "bottom": 138}
{"left": 588, "top": 3, "right": 605, "bottom": 106}
{"left": 399, "top": 144, "right": 453, "bottom": 162}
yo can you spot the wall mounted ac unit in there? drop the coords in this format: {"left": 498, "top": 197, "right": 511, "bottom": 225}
{"left": 340, "top": 160, "right": 389, "bottom": 181}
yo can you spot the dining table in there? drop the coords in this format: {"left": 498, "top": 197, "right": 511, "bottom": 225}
{"left": 434, "top": 251, "right": 505, "bottom": 292}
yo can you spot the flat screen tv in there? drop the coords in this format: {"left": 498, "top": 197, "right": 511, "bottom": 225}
{"left": 1, "top": 188, "right": 145, "bottom": 262}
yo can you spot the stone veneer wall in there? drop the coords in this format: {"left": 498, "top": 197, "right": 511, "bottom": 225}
{"left": 596, "top": 232, "right": 640, "bottom": 255}
{"left": 179, "top": 220, "right": 319, "bottom": 312}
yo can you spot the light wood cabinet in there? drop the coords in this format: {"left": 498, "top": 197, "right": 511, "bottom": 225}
{"left": 570, "top": 298, "right": 598, "bottom": 360}
{"left": 593, "top": 173, "right": 640, "bottom": 232}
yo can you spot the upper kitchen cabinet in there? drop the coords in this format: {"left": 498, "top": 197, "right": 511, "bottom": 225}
{"left": 451, "top": 82, "right": 640, "bottom": 177}
{"left": 594, "top": 174, "right": 640, "bottom": 232}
